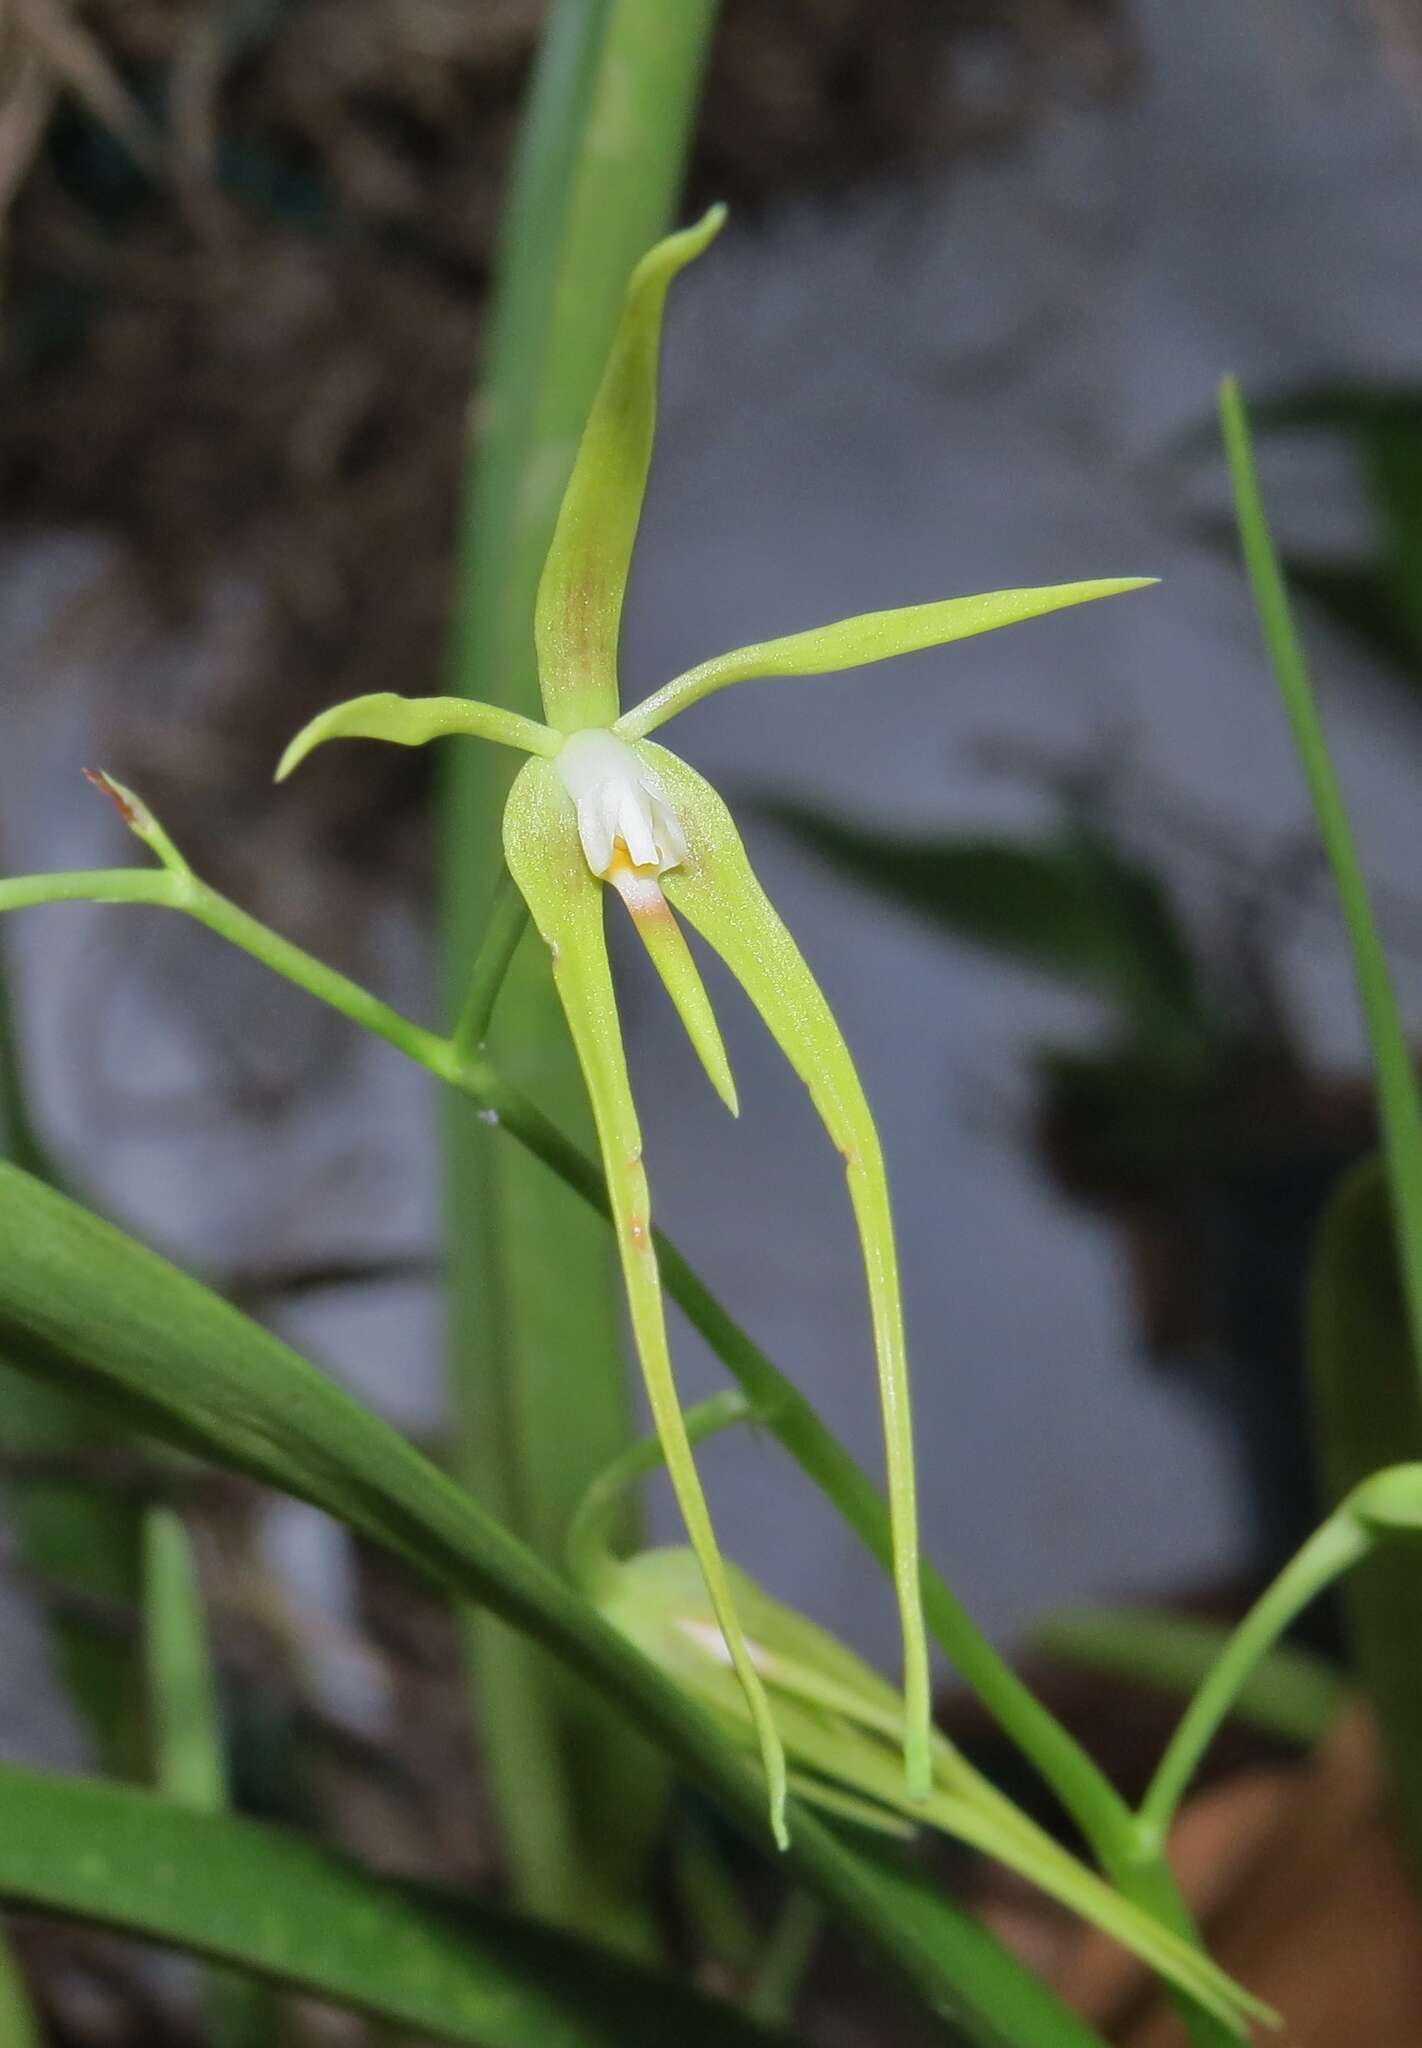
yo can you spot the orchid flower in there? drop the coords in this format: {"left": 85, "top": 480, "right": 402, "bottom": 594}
{"left": 278, "top": 205, "right": 1155, "bottom": 1848}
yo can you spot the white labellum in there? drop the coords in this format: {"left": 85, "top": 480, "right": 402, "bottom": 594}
{"left": 555, "top": 729, "right": 689, "bottom": 878}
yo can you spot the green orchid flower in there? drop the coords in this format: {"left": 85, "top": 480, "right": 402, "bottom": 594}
{"left": 278, "top": 205, "right": 1156, "bottom": 1848}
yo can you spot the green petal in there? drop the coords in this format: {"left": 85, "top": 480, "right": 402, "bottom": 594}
{"left": 534, "top": 208, "right": 726, "bottom": 735}
{"left": 501, "top": 757, "right": 788, "bottom": 1846}
{"left": 276, "top": 694, "right": 560, "bottom": 781}
{"left": 616, "top": 578, "right": 1158, "bottom": 739}
{"left": 649, "top": 744, "right": 933, "bottom": 1801}
{"left": 606, "top": 858, "right": 738, "bottom": 1115}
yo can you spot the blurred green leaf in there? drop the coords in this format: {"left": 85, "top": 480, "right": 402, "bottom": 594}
{"left": 769, "top": 807, "right": 1209, "bottom": 1060}
{"left": 1308, "top": 1159, "right": 1422, "bottom": 1871}
{"left": 0, "top": 1926, "right": 39, "bottom": 2048}
{"left": 0, "top": 1161, "right": 1114, "bottom": 2045}
{"left": 0, "top": 1764, "right": 794, "bottom": 2048}
{"left": 1250, "top": 384, "right": 1422, "bottom": 680}
{"left": 1033, "top": 1605, "right": 1343, "bottom": 1749}
{"left": 143, "top": 1506, "right": 226, "bottom": 1813}
{"left": 1221, "top": 377, "right": 1422, "bottom": 1378}
{"left": 0, "top": 934, "right": 145, "bottom": 1777}
{"left": 438, "top": 0, "right": 719, "bottom": 1933}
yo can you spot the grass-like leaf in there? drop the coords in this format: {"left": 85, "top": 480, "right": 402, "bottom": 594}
{"left": 0, "top": 1160, "right": 1112, "bottom": 2046}
{"left": 0, "top": 1764, "right": 792, "bottom": 2048}
{"left": 142, "top": 1507, "right": 226, "bottom": 1813}
{"left": 1034, "top": 1606, "right": 1342, "bottom": 1749}
{"left": 1308, "top": 1159, "right": 1422, "bottom": 1870}
{"left": 1221, "top": 376, "right": 1422, "bottom": 1375}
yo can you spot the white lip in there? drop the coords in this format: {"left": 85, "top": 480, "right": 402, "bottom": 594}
{"left": 555, "top": 730, "right": 689, "bottom": 878}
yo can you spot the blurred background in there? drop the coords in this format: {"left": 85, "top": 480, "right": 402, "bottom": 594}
{"left": 4, "top": 0, "right": 1422, "bottom": 2037}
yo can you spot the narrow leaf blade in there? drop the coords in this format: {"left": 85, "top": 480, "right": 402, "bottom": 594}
{"left": 0, "top": 1160, "right": 1123, "bottom": 2044}
{"left": 1221, "top": 377, "right": 1422, "bottom": 1375}
{"left": 0, "top": 1765, "right": 787, "bottom": 2048}
{"left": 1308, "top": 1158, "right": 1422, "bottom": 1870}
{"left": 143, "top": 1506, "right": 226, "bottom": 1815}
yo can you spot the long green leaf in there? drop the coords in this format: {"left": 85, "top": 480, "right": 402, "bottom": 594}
{"left": 439, "top": 0, "right": 718, "bottom": 1929}
{"left": 0, "top": 1765, "right": 792, "bottom": 2048}
{"left": 1308, "top": 1159, "right": 1422, "bottom": 1870}
{"left": 0, "top": 1926, "right": 38, "bottom": 2048}
{"left": 1034, "top": 1606, "right": 1343, "bottom": 1749}
{"left": 766, "top": 812, "right": 1207, "bottom": 1057}
{"left": 1221, "top": 377, "right": 1422, "bottom": 1377}
{"left": 0, "top": 931, "right": 144, "bottom": 1780}
{"left": 0, "top": 1161, "right": 1112, "bottom": 2046}
{"left": 142, "top": 1507, "right": 226, "bottom": 1812}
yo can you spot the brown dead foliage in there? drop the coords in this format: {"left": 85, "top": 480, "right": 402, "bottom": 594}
{"left": 0, "top": 0, "right": 1129, "bottom": 883}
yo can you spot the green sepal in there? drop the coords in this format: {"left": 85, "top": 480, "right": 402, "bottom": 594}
{"left": 534, "top": 208, "right": 726, "bottom": 734}
{"left": 650, "top": 744, "right": 933, "bottom": 1802}
{"left": 500, "top": 756, "right": 788, "bottom": 1845}
{"left": 276, "top": 693, "right": 560, "bottom": 782}
{"left": 616, "top": 579, "right": 1157, "bottom": 739}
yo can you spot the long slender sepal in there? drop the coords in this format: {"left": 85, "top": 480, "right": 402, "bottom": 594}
{"left": 534, "top": 208, "right": 725, "bottom": 734}
{"left": 648, "top": 743, "right": 933, "bottom": 1800}
{"left": 502, "top": 758, "right": 788, "bottom": 1844}
{"left": 616, "top": 579, "right": 1157, "bottom": 739}
{"left": 607, "top": 850, "right": 738, "bottom": 1114}
{"left": 276, "top": 694, "right": 560, "bottom": 782}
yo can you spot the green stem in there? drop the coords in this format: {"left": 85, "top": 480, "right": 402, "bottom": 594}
{"left": 1138, "top": 1508, "right": 1368, "bottom": 1843}
{"left": 452, "top": 872, "right": 530, "bottom": 1061}
{"left": 566, "top": 1390, "right": 752, "bottom": 1598}
{"left": 0, "top": 862, "right": 1136, "bottom": 1868}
